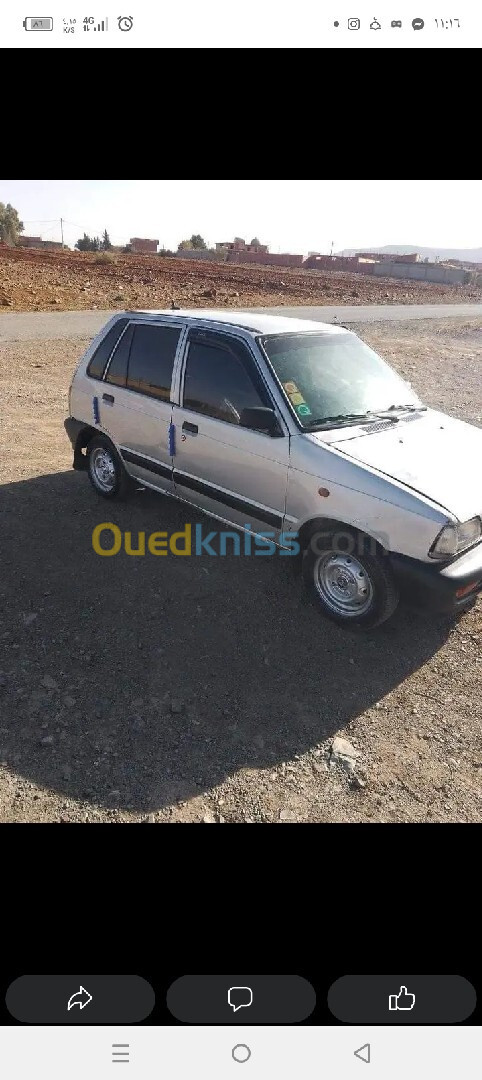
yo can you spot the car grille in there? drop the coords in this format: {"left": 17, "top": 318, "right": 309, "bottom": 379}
{"left": 362, "top": 420, "right": 394, "bottom": 433}
{"left": 362, "top": 413, "right": 422, "bottom": 434}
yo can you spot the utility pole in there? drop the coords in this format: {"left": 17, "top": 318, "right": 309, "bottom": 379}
{"left": 60, "top": 218, "right": 64, "bottom": 249}
{"left": 330, "top": 239, "right": 334, "bottom": 256}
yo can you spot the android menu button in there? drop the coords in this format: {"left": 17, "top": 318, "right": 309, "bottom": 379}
{"left": 328, "top": 975, "right": 476, "bottom": 1024}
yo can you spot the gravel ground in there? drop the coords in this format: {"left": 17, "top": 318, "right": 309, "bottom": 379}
{"left": 1, "top": 245, "right": 480, "bottom": 313}
{"left": 0, "top": 318, "right": 481, "bottom": 823}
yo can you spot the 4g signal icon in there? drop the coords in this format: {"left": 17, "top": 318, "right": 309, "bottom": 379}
{"left": 83, "top": 15, "right": 108, "bottom": 29}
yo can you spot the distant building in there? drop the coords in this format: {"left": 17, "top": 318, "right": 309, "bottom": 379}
{"left": 18, "top": 236, "right": 64, "bottom": 251}
{"left": 216, "top": 237, "right": 269, "bottom": 255}
{"left": 304, "top": 254, "right": 362, "bottom": 272}
{"left": 393, "top": 252, "right": 420, "bottom": 264}
{"left": 356, "top": 251, "right": 420, "bottom": 264}
{"left": 18, "top": 236, "right": 43, "bottom": 248}
{"left": 130, "top": 238, "right": 159, "bottom": 254}
{"left": 356, "top": 252, "right": 392, "bottom": 262}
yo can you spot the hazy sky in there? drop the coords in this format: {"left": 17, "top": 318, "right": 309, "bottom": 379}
{"left": 1, "top": 180, "right": 480, "bottom": 253}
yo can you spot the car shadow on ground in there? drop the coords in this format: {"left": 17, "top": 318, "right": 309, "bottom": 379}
{"left": 0, "top": 470, "right": 455, "bottom": 813}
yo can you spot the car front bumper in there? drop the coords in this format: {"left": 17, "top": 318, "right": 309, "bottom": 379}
{"left": 389, "top": 544, "right": 482, "bottom": 613}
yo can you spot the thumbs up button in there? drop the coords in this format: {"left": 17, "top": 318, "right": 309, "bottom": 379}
{"left": 389, "top": 986, "right": 416, "bottom": 1011}
{"left": 328, "top": 975, "right": 476, "bottom": 1023}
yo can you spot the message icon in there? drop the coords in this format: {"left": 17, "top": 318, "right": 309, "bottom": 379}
{"left": 228, "top": 987, "right": 253, "bottom": 1013}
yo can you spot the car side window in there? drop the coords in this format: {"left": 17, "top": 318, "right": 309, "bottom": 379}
{"left": 105, "top": 324, "right": 135, "bottom": 388}
{"left": 126, "top": 324, "right": 181, "bottom": 401}
{"left": 87, "top": 319, "right": 129, "bottom": 381}
{"left": 183, "top": 336, "right": 267, "bottom": 425}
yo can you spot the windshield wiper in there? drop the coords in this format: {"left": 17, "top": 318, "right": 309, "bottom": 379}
{"left": 307, "top": 412, "right": 373, "bottom": 427}
{"left": 383, "top": 404, "right": 427, "bottom": 413}
{"left": 306, "top": 403, "right": 428, "bottom": 429}
{"left": 307, "top": 411, "right": 399, "bottom": 429}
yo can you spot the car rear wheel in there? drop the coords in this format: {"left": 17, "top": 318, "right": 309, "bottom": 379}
{"left": 87, "top": 435, "right": 133, "bottom": 500}
{"left": 302, "top": 530, "right": 399, "bottom": 629}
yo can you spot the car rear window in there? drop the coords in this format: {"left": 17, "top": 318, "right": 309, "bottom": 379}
{"left": 87, "top": 319, "right": 129, "bottom": 381}
{"left": 126, "top": 324, "right": 181, "bottom": 401}
{"left": 105, "top": 323, "right": 135, "bottom": 388}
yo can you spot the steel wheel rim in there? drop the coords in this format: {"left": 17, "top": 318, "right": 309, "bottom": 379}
{"left": 314, "top": 550, "right": 374, "bottom": 617}
{"left": 91, "top": 447, "right": 116, "bottom": 492}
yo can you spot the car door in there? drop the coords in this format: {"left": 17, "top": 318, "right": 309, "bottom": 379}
{"left": 171, "top": 329, "right": 290, "bottom": 540}
{"left": 99, "top": 319, "right": 186, "bottom": 493}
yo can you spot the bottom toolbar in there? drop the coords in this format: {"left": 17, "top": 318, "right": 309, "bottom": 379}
{"left": 1, "top": 1027, "right": 481, "bottom": 1080}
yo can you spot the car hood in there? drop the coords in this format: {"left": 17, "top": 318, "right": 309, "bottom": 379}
{"left": 325, "top": 409, "right": 482, "bottom": 522}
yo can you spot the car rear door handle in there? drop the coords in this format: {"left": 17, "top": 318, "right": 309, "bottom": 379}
{"left": 102, "top": 393, "right": 115, "bottom": 404}
{"left": 182, "top": 421, "right": 198, "bottom": 435}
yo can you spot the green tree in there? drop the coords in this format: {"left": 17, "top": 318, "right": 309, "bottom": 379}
{"left": 250, "top": 237, "right": 261, "bottom": 247}
{"left": 178, "top": 234, "right": 207, "bottom": 251}
{"left": 76, "top": 233, "right": 93, "bottom": 252}
{"left": 101, "top": 229, "right": 112, "bottom": 251}
{"left": 0, "top": 202, "right": 24, "bottom": 245}
{"left": 75, "top": 233, "right": 101, "bottom": 252}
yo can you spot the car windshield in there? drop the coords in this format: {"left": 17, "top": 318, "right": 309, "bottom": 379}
{"left": 260, "top": 331, "right": 423, "bottom": 429}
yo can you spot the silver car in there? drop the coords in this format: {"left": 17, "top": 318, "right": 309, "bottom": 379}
{"left": 65, "top": 309, "right": 482, "bottom": 629}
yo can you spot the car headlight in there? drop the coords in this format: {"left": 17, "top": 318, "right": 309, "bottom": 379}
{"left": 430, "top": 517, "right": 481, "bottom": 559}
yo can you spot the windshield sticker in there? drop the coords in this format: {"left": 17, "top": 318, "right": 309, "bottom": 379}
{"left": 289, "top": 392, "right": 306, "bottom": 406}
{"left": 284, "top": 381, "right": 300, "bottom": 395}
{"left": 296, "top": 403, "right": 312, "bottom": 417}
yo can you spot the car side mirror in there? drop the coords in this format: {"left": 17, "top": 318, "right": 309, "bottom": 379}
{"left": 239, "top": 407, "right": 283, "bottom": 436}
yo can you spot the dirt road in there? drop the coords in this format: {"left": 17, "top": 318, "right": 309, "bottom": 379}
{"left": 2, "top": 303, "right": 482, "bottom": 343}
{"left": 0, "top": 318, "right": 481, "bottom": 822}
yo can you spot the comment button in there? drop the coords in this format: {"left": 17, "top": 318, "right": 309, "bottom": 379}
{"left": 167, "top": 976, "right": 316, "bottom": 1023}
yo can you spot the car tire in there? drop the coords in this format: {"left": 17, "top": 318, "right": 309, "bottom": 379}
{"left": 87, "top": 435, "right": 133, "bottom": 500}
{"left": 302, "top": 528, "right": 399, "bottom": 629}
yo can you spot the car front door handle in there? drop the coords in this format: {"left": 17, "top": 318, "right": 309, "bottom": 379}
{"left": 102, "top": 393, "right": 115, "bottom": 404}
{"left": 182, "top": 422, "right": 198, "bottom": 435}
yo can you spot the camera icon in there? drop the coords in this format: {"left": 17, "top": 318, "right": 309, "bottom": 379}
{"left": 348, "top": 16, "right": 360, "bottom": 27}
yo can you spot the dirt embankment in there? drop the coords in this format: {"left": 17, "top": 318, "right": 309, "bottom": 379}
{"left": 1, "top": 245, "right": 480, "bottom": 313}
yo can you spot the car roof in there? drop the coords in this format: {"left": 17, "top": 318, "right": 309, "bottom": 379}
{"left": 123, "top": 308, "right": 348, "bottom": 337}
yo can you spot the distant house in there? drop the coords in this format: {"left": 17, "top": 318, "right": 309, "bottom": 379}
{"left": 356, "top": 251, "right": 420, "bottom": 264}
{"left": 18, "top": 236, "right": 64, "bottom": 251}
{"left": 130, "top": 238, "right": 159, "bottom": 254}
{"left": 215, "top": 237, "right": 269, "bottom": 255}
{"left": 18, "top": 236, "right": 43, "bottom": 248}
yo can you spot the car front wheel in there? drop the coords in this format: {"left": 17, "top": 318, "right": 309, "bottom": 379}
{"left": 302, "top": 531, "right": 399, "bottom": 629}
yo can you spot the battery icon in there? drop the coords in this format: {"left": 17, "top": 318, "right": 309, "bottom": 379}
{"left": 23, "top": 16, "right": 53, "bottom": 29}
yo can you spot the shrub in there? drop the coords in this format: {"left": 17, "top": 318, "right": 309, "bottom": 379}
{"left": 94, "top": 251, "right": 115, "bottom": 264}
